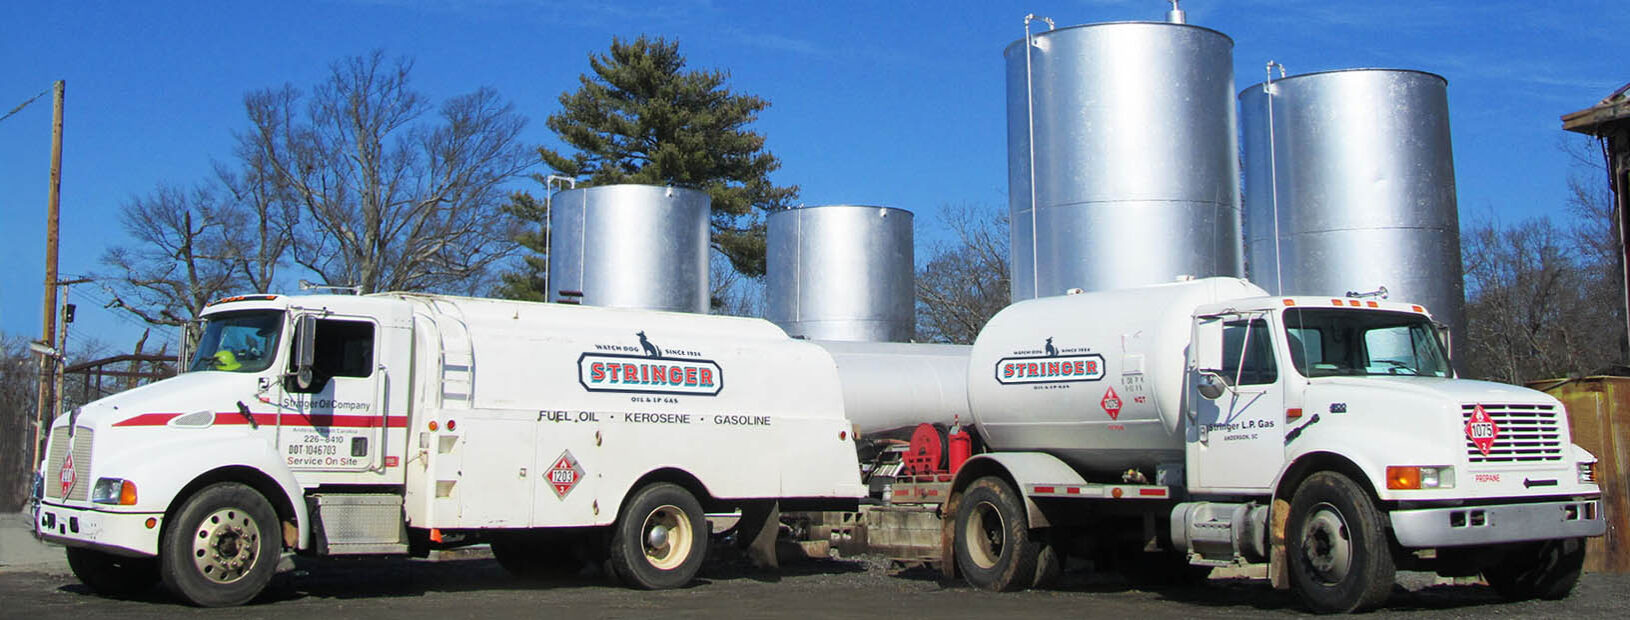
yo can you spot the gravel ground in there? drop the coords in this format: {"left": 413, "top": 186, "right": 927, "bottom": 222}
{"left": 4, "top": 547, "right": 1629, "bottom": 619}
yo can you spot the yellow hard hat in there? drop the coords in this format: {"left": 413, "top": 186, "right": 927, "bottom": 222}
{"left": 212, "top": 350, "right": 241, "bottom": 371}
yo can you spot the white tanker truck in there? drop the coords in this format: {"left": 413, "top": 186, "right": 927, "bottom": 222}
{"left": 31, "top": 279, "right": 1607, "bottom": 613}
{"left": 33, "top": 292, "right": 862, "bottom": 606}
{"left": 836, "top": 277, "right": 1605, "bottom": 613}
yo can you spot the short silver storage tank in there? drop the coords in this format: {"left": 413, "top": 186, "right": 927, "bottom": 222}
{"left": 1005, "top": 17, "right": 1242, "bottom": 301}
{"left": 1239, "top": 69, "right": 1466, "bottom": 353}
{"left": 767, "top": 205, "right": 915, "bottom": 342}
{"left": 548, "top": 184, "right": 710, "bottom": 313}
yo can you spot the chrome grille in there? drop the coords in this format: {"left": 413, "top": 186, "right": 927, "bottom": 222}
{"left": 43, "top": 427, "right": 93, "bottom": 501}
{"left": 1462, "top": 403, "right": 1562, "bottom": 463}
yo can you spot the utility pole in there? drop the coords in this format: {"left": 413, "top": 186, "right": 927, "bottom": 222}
{"left": 31, "top": 80, "right": 65, "bottom": 476}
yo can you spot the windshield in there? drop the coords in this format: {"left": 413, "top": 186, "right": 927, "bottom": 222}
{"left": 1282, "top": 308, "right": 1451, "bottom": 378}
{"left": 188, "top": 310, "right": 283, "bottom": 373}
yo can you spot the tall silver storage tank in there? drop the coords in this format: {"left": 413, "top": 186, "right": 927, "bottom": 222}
{"left": 548, "top": 184, "right": 710, "bottom": 313}
{"left": 767, "top": 205, "right": 914, "bottom": 341}
{"left": 1005, "top": 19, "right": 1242, "bottom": 301}
{"left": 1239, "top": 69, "right": 1466, "bottom": 355}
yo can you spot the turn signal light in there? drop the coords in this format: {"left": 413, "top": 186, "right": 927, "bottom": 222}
{"left": 119, "top": 480, "right": 138, "bottom": 505}
{"left": 1387, "top": 466, "right": 1421, "bottom": 489}
{"left": 1387, "top": 466, "right": 1454, "bottom": 490}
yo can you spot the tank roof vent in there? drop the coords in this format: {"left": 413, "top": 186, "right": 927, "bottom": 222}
{"left": 1166, "top": 0, "right": 1187, "bottom": 24}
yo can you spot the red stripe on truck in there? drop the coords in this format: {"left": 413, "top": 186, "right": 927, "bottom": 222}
{"left": 114, "top": 412, "right": 408, "bottom": 428}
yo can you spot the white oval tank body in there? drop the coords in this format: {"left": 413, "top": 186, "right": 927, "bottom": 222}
{"left": 812, "top": 340, "right": 971, "bottom": 437}
{"left": 967, "top": 277, "right": 1268, "bottom": 478}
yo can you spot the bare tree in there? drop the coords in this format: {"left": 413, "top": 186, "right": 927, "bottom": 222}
{"left": 100, "top": 184, "right": 242, "bottom": 331}
{"left": 244, "top": 51, "right": 533, "bottom": 294}
{"left": 1460, "top": 213, "right": 1618, "bottom": 382}
{"left": 1, "top": 334, "right": 40, "bottom": 511}
{"left": 915, "top": 204, "right": 1011, "bottom": 344}
{"left": 709, "top": 252, "right": 763, "bottom": 317}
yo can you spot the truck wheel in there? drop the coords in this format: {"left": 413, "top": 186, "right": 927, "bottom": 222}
{"left": 158, "top": 482, "right": 280, "bottom": 607}
{"left": 608, "top": 483, "right": 707, "bottom": 589}
{"left": 492, "top": 534, "right": 582, "bottom": 579}
{"left": 954, "top": 476, "right": 1041, "bottom": 591}
{"left": 1482, "top": 537, "right": 1585, "bottom": 601}
{"left": 66, "top": 547, "right": 159, "bottom": 597}
{"left": 1285, "top": 472, "right": 1395, "bottom": 613}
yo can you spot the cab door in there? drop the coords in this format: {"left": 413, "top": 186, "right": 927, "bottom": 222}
{"left": 1186, "top": 313, "right": 1287, "bottom": 491}
{"left": 279, "top": 314, "right": 386, "bottom": 474}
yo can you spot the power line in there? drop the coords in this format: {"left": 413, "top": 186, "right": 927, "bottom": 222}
{"left": 0, "top": 86, "right": 51, "bottom": 126}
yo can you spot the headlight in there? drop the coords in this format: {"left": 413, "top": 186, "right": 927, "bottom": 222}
{"left": 1386, "top": 466, "right": 1455, "bottom": 490}
{"left": 1578, "top": 462, "right": 1597, "bottom": 484}
{"left": 90, "top": 478, "right": 138, "bottom": 505}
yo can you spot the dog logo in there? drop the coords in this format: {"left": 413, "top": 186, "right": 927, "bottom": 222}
{"left": 1044, "top": 337, "right": 1058, "bottom": 357}
{"left": 637, "top": 331, "right": 662, "bottom": 358}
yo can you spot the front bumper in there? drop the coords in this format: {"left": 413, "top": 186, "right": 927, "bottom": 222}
{"left": 35, "top": 501, "right": 163, "bottom": 557}
{"left": 1390, "top": 498, "right": 1604, "bottom": 548}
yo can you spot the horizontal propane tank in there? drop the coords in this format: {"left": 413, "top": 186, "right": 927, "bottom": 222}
{"left": 811, "top": 340, "right": 971, "bottom": 438}
{"left": 967, "top": 277, "right": 1268, "bottom": 479}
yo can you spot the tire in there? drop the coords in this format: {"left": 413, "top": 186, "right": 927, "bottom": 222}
{"left": 159, "top": 482, "right": 281, "bottom": 607}
{"left": 66, "top": 547, "right": 159, "bottom": 597}
{"left": 953, "top": 476, "right": 1041, "bottom": 592}
{"left": 1482, "top": 537, "right": 1585, "bottom": 601}
{"left": 608, "top": 483, "right": 707, "bottom": 589}
{"left": 492, "top": 534, "right": 583, "bottom": 579}
{"left": 1285, "top": 472, "right": 1396, "bottom": 613}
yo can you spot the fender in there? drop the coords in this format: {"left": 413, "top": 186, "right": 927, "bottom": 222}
{"left": 97, "top": 433, "right": 311, "bottom": 551}
{"left": 950, "top": 452, "right": 1088, "bottom": 529}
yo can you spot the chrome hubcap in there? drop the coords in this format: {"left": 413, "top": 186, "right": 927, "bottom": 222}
{"left": 191, "top": 507, "right": 261, "bottom": 584}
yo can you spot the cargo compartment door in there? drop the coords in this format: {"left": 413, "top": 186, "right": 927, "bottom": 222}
{"left": 447, "top": 409, "right": 536, "bottom": 527}
{"left": 1187, "top": 314, "right": 1286, "bottom": 491}
{"left": 530, "top": 409, "right": 603, "bottom": 527}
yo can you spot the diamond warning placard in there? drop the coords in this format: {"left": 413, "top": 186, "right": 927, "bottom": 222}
{"left": 1465, "top": 404, "right": 1499, "bottom": 457}
{"left": 547, "top": 450, "right": 586, "bottom": 499}
{"left": 1101, "top": 387, "right": 1123, "bottom": 420}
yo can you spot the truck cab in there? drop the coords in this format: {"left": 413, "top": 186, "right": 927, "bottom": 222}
{"left": 1182, "top": 295, "right": 1603, "bottom": 610}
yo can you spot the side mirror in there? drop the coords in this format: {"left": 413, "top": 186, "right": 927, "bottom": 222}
{"left": 295, "top": 314, "right": 316, "bottom": 390}
{"left": 1435, "top": 321, "right": 1453, "bottom": 359}
{"left": 1197, "top": 371, "right": 1228, "bottom": 400}
{"left": 1193, "top": 316, "right": 1224, "bottom": 371}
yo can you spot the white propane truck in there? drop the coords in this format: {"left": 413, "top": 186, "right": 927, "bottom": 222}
{"left": 850, "top": 277, "right": 1605, "bottom": 613}
{"left": 33, "top": 292, "right": 863, "bottom": 606}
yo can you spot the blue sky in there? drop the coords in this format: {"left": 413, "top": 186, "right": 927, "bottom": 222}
{"left": 1, "top": 0, "right": 1624, "bottom": 356}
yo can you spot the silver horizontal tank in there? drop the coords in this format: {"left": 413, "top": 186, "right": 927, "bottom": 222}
{"left": 1239, "top": 69, "right": 1466, "bottom": 358}
{"left": 548, "top": 184, "right": 710, "bottom": 313}
{"left": 767, "top": 205, "right": 915, "bottom": 342}
{"left": 1005, "top": 17, "right": 1242, "bottom": 301}
{"left": 812, "top": 340, "right": 971, "bottom": 437}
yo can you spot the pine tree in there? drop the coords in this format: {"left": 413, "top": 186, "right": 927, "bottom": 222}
{"left": 499, "top": 36, "right": 797, "bottom": 299}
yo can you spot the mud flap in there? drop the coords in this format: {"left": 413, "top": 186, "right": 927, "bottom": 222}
{"left": 1270, "top": 497, "right": 1290, "bottom": 589}
{"left": 736, "top": 500, "right": 781, "bottom": 570}
{"left": 940, "top": 493, "right": 959, "bottom": 579}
